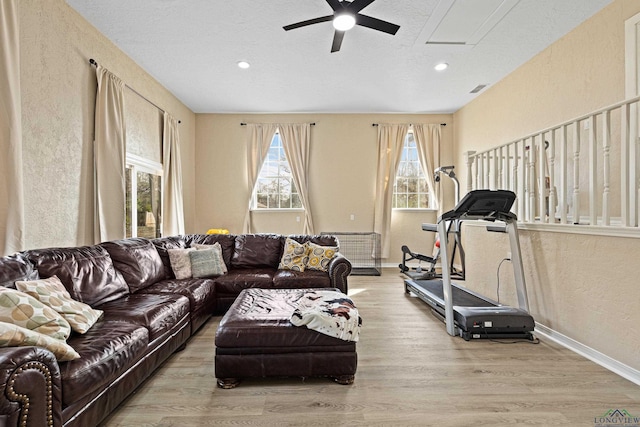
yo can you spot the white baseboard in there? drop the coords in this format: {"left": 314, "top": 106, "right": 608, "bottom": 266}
{"left": 534, "top": 323, "right": 640, "bottom": 386}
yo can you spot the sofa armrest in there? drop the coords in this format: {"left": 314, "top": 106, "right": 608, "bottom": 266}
{"left": 0, "top": 347, "right": 62, "bottom": 427}
{"left": 327, "top": 253, "right": 352, "bottom": 294}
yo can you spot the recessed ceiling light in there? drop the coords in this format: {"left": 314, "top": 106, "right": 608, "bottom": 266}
{"left": 237, "top": 61, "right": 250, "bottom": 69}
{"left": 333, "top": 13, "right": 356, "bottom": 31}
{"left": 434, "top": 62, "right": 448, "bottom": 71}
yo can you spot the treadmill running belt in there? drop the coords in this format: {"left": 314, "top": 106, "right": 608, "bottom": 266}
{"left": 409, "top": 279, "right": 494, "bottom": 307}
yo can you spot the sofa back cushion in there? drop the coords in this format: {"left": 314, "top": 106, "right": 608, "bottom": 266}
{"left": 189, "top": 234, "right": 235, "bottom": 269}
{"left": 151, "top": 236, "right": 187, "bottom": 279}
{"left": 0, "top": 253, "right": 39, "bottom": 289}
{"left": 231, "top": 234, "right": 283, "bottom": 269}
{"left": 101, "top": 238, "right": 165, "bottom": 292}
{"left": 287, "top": 234, "right": 339, "bottom": 248}
{"left": 27, "top": 245, "right": 129, "bottom": 306}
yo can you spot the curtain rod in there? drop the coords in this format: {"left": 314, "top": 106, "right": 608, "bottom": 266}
{"left": 89, "top": 59, "right": 181, "bottom": 124}
{"left": 240, "top": 122, "right": 316, "bottom": 126}
{"left": 372, "top": 123, "right": 446, "bottom": 126}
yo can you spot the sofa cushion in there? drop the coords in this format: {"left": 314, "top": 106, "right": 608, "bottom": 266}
{"left": 213, "top": 268, "right": 275, "bottom": 295}
{"left": 96, "top": 293, "right": 189, "bottom": 341}
{"left": 0, "top": 252, "right": 39, "bottom": 288}
{"left": 272, "top": 269, "right": 331, "bottom": 289}
{"left": 27, "top": 245, "right": 129, "bottom": 306}
{"left": 61, "top": 320, "right": 149, "bottom": 406}
{"left": 101, "top": 238, "right": 166, "bottom": 292}
{"left": 189, "top": 234, "right": 235, "bottom": 268}
{"left": 231, "top": 234, "right": 283, "bottom": 269}
{"left": 0, "top": 287, "right": 71, "bottom": 340}
{"left": 151, "top": 236, "right": 187, "bottom": 280}
{"left": 141, "top": 278, "right": 216, "bottom": 315}
{"left": 0, "top": 322, "right": 80, "bottom": 361}
{"left": 15, "top": 275, "right": 104, "bottom": 334}
{"left": 287, "top": 234, "right": 340, "bottom": 247}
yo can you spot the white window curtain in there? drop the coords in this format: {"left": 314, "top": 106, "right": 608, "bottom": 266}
{"left": 278, "top": 123, "right": 315, "bottom": 234}
{"left": 94, "top": 65, "right": 126, "bottom": 243}
{"left": 373, "top": 124, "right": 410, "bottom": 258}
{"left": 412, "top": 124, "right": 441, "bottom": 213}
{"left": 243, "top": 123, "right": 278, "bottom": 233}
{"left": 162, "top": 112, "right": 185, "bottom": 236}
{"left": 0, "top": 0, "right": 25, "bottom": 255}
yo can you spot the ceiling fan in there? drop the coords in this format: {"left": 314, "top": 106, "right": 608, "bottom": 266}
{"left": 283, "top": 0, "right": 400, "bottom": 53}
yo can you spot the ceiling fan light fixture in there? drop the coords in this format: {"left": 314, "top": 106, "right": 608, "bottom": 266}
{"left": 333, "top": 13, "right": 356, "bottom": 31}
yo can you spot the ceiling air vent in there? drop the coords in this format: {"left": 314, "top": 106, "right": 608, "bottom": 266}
{"left": 418, "top": 0, "right": 519, "bottom": 50}
{"left": 470, "top": 84, "right": 487, "bottom": 94}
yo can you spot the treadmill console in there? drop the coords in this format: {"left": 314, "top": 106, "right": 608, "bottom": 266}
{"left": 440, "top": 189, "right": 517, "bottom": 222}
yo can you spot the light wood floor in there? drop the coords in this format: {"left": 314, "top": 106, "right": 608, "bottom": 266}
{"left": 101, "top": 269, "right": 640, "bottom": 426}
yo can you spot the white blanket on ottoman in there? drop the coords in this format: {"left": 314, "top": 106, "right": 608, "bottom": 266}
{"left": 290, "top": 290, "right": 361, "bottom": 342}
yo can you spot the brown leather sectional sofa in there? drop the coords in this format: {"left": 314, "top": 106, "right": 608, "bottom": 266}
{"left": 0, "top": 233, "right": 351, "bottom": 427}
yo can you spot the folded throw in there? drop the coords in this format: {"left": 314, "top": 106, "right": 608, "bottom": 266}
{"left": 290, "top": 290, "right": 361, "bottom": 342}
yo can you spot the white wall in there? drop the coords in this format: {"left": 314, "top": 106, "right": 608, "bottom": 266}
{"left": 16, "top": 0, "right": 196, "bottom": 250}
{"left": 453, "top": 0, "right": 640, "bottom": 372}
{"left": 194, "top": 113, "right": 454, "bottom": 265}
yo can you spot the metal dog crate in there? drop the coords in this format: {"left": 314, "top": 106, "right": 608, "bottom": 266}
{"left": 321, "top": 232, "right": 381, "bottom": 276}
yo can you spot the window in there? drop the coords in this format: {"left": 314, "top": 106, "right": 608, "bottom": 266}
{"left": 393, "top": 131, "right": 430, "bottom": 209}
{"left": 126, "top": 154, "right": 162, "bottom": 238}
{"left": 252, "top": 131, "right": 302, "bottom": 209}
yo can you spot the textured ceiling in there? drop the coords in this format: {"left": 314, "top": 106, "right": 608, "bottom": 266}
{"left": 66, "top": 0, "right": 612, "bottom": 114}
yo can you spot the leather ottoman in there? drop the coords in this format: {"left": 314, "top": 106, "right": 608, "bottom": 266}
{"left": 215, "top": 288, "right": 358, "bottom": 388}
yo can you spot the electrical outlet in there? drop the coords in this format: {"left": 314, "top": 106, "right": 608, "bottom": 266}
{"left": 350, "top": 214, "right": 355, "bottom": 221}
{"left": 296, "top": 216, "right": 300, "bottom": 222}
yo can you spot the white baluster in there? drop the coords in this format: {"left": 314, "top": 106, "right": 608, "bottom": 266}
{"left": 465, "top": 151, "right": 476, "bottom": 192}
{"left": 495, "top": 146, "right": 506, "bottom": 188}
{"left": 538, "top": 133, "right": 547, "bottom": 223}
{"left": 588, "top": 115, "right": 597, "bottom": 225}
{"left": 621, "top": 103, "right": 630, "bottom": 227}
{"left": 572, "top": 121, "right": 581, "bottom": 224}
{"left": 528, "top": 137, "right": 536, "bottom": 222}
{"left": 518, "top": 140, "right": 526, "bottom": 221}
{"left": 560, "top": 125, "right": 568, "bottom": 225}
{"left": 548, "top": 130, "right": 557, "bottom": 222}
{"left": 602, "top": 111, "right": 611, "bottom": 226}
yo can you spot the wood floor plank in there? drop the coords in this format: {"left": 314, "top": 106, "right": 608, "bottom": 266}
{"left": 100, "top": 269, "right": 640, "bottom": 426}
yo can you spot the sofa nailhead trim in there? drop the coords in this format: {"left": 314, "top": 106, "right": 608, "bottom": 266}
{"left": 7, "top": 361, "right": 54, "bottom": 427}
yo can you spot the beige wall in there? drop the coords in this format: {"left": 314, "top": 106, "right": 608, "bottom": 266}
{"left": 195, "top": 113, "right": 453, "bottom": 263}
{"left": 454, "top": 0, "right": 640, "bottom": 371}
{"left": 17, "top": 0, "right": 196, "bottom": 250}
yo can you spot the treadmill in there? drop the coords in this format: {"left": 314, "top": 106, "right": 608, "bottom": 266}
{"left": 404, "top": 189, "right": 535, "bottom": 340}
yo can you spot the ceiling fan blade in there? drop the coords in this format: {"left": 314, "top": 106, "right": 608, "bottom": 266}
{"left": 325, "top": 0, "right": 343, "bottom": 12}
{"left": 349, "top": 0, "right": 376, "bottom": 13}
{"left": 331, "top": 30, "right": 345, "bottom": 53}
{"left": 356, "top": 14, "right": 400, "bottom": 35}
{"left": 283, "top": 15, "right": 333, "bottom": 31}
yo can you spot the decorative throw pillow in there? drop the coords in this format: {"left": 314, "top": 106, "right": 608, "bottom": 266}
{"left": 305, "top": 241, "right": 338, "bottom": 272}
{"left": 189, "top": 249, "right": 225, "bottom": 278}
{"left": 0, "top": 288, "right": 71, "bottom": 341}
{"left": 191, "top": 243, "right": 228, "bottom": 273}
{"left": 0, "top": 322, "right": 80, "bottom": 361}
{"left": 15, "top": 276, "right": 104, "bottom": 334}
{"left": 167, "top": 248, "right": 196, "bottom": 279}
{"left": 278, "top": 238, "right": 309, "bottom": 272}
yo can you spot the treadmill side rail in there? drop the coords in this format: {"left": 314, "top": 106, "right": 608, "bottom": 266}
{"left": 438, "top": 219, "right": 457, "bottom": 337}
